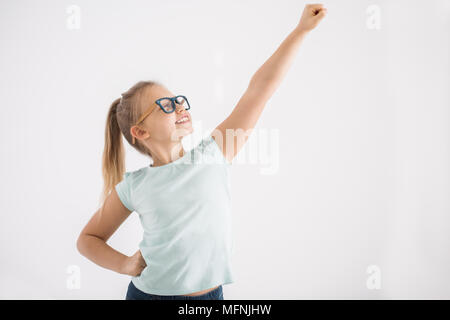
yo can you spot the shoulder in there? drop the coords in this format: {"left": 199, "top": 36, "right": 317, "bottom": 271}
{"left": 196, "top": 134, "right": 216, "bottom": 152}
{"left": 120, "top": 167, "right": 148, "bottom": 184}
{"left": 193, "top": 133, "right": 231, "bottom": 166}
{"left": 191, "top": 133, "right": 220, "bottom": 158}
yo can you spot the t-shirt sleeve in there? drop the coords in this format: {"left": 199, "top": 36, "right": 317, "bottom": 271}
{"left": 115, "top": 172, "right": 134, "bottom": 212}
{"left": 197, "top": 133, "right": 232, "bottom": 167}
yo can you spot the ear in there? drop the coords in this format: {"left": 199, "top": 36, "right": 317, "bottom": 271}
{"left": 130, "top": 125, "right": 150, "bottom": 143}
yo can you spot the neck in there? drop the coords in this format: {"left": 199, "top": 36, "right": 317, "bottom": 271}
{"left": 149, "top": 140, "right": 185, "bottom": 167}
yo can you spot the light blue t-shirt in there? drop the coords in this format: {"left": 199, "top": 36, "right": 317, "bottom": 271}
{"left": 115, "top": 133, "right": 234, "bottom": 295}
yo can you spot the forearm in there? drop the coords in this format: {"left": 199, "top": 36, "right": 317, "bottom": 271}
{"left": 248, "top": 28, "right": 308, "bottom": 102}
{"left": 77, "top": 234, "right": 128, "bottom": 274}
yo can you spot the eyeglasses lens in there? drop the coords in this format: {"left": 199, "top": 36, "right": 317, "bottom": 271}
{"left": 175, "top": 96, "right": 190, "bottom": 110}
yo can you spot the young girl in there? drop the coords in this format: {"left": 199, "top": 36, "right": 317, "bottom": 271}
{"left": 77, "top": 4, "right": 327, "bottom": 300}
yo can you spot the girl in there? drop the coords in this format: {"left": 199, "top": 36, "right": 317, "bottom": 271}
{"left": 77, "top": 4, "right": 327, "bottom": 300}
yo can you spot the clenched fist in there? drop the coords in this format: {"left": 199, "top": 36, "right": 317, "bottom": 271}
{"left": 296, "top": 4, "right": 328, "bottom": 32}
{"left": 120, "top": 249, "right": 147, "bottom": 277}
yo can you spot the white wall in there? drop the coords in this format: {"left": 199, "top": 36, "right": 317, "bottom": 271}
{"left": 0, "top": 0, "right": 449, "bottom": 299}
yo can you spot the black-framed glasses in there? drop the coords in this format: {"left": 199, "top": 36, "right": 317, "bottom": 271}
{"left": 155, "top": 95, "right": 190, "bottom": 114}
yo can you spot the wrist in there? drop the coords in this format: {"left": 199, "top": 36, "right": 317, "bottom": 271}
{"left": 118, "top": 255, "right": 130, "bottom": 275}
{"left": 293, "top": 27, "right": 310, "bottom": 37}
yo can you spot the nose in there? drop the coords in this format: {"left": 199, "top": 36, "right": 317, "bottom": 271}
{"left": 175, "top": 103, "right": 185, "bottom": 113}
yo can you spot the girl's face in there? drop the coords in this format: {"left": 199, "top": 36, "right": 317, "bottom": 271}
{"left": 134, "top": 85, "right": 193, "bottom": 144}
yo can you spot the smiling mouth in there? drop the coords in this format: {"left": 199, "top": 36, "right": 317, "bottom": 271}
{"left": 175, "top": 116, "right": 190, "bottom": 124}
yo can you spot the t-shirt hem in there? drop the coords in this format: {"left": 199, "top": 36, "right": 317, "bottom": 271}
{"left": 131, "top": 277, "right": 234, "bottom": 296}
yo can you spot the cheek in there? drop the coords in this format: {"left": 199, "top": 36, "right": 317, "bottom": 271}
{"left": 152, "top": 115, "right": 176, "bottom": 136}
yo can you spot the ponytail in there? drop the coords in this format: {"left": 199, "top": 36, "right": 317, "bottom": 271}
{"left": 99, "top": 80, "right": 162, "bottom": 206}
{"left": 100, "top": 97, "right": 125, "bottom": 205}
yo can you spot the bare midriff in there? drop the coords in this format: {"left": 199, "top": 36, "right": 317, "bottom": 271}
{"left": 179, "top": 285, "right": 220, "bottom": 296}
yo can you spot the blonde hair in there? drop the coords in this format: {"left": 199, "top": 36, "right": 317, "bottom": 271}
{"left": 100, "top": 80, "right": 163, "bottom": 205}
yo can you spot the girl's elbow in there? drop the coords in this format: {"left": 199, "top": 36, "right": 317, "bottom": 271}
{"left": 76, "top": 233, "right": 88, "bottom": 255}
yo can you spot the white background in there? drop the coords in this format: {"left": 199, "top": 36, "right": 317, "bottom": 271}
{"left": 0, "top": 0, "right": 449, "bottom": 299}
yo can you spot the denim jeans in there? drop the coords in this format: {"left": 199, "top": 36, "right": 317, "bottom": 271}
{"left": 125, "top": 280, "right": 224, "bottom": 300}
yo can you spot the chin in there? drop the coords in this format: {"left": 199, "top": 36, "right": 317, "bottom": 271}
{"left": 186, "top": 126, "right": 194, "bottom": 135}
{"left": 176, "top": 126, "right": 194, "bottom": 138}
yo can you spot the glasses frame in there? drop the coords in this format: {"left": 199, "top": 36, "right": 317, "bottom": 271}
{"left": 132, "top": 95, "right": 191, "bottom": 144}
{"left": 156, "top": 95, "right": 190, "bottom": 114}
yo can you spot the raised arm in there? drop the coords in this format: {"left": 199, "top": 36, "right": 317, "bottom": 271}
{"left": 212, "top": 4, "right": 327, "bottom": 163}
